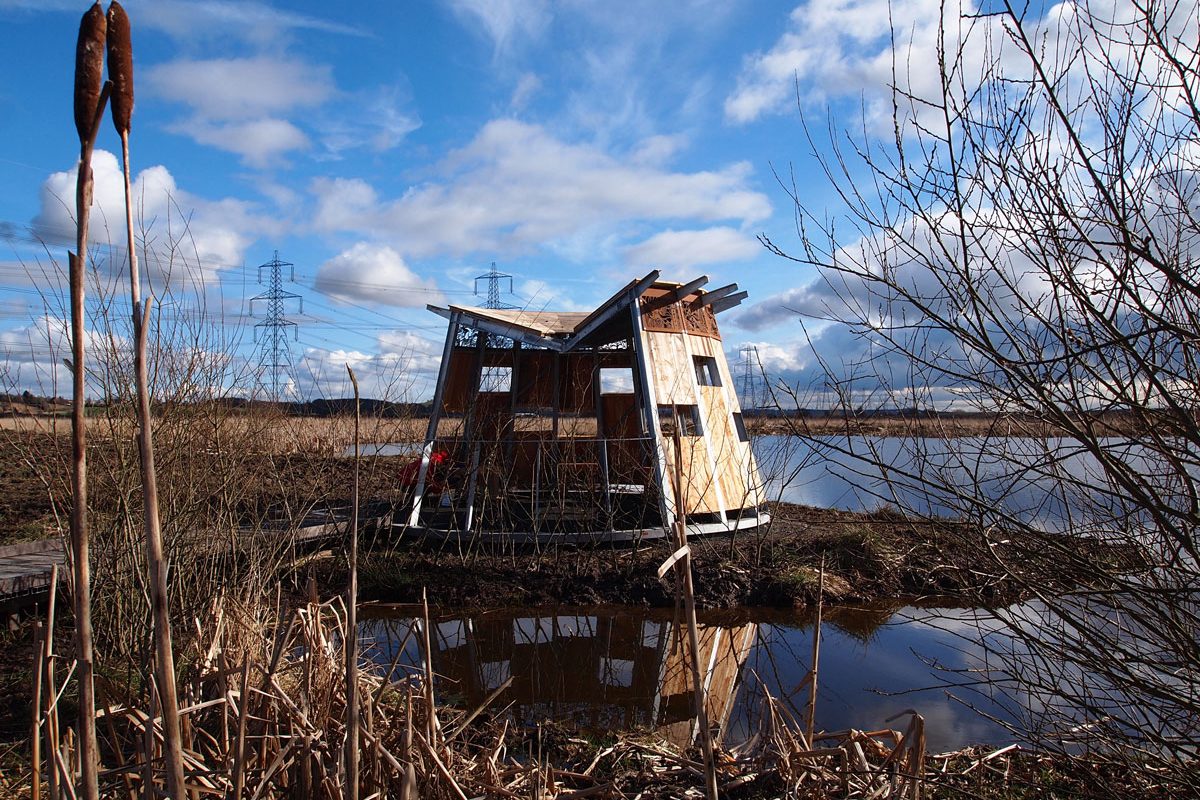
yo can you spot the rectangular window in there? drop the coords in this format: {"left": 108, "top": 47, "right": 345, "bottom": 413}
{"left": 658, "top": 404, "right": 702, "bottom": 437}
{"left": 479, "top": 365, "right": 511, "bottom": 393}
{"left": 693, "top": 355, "right": 721, "bottom": 386}
{"left": 733, "top": 412, "right": 749, "bottom": 442}
{"left": 599, "top": 367, "right": 633, "bottom": 394}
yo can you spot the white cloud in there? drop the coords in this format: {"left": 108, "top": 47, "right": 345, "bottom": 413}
{"left": 146, "top": 57, "right": 335, "bottom": 121}
{"left": 314, "top": 243, "right": 444, "bottom": 308}
{"left": 445, "top": 0, "right": 551, "bottom": 56}
{"left": 624, "top": 227, "right": 760, "bottom": 271}
{"left": 311, "top": 119, "right": 771, "bottom": 259}
{"left": 0, "top": 314, "right": 114, "bottom": 395}
{"left": 724, "top": 0, "right": 977, "bottom": 125}
{"left": 510, "top": 72, "right": 541, "bottom": 112}
{"left": 728, "top": 339, "right": 812, "bottom": 377}
{"left": 32, "top": 150, "right": 275, "bottom": 283}
{"left": 146, "top": 57, "right": 337, "bottom": 166}
{"left": 138, "top": 1, "right": 368, "bottom": 47}
{"left": 317, "top": 86, "right": 422, "bottom": 157}
{"left": 310, "top": 178, "right": 379, "bottom": 233}
{"left": 297, "top": 330, "right": 443, "bottom": 400}
{"left": 180, "top": 118, "right": 311, "bottom": 167}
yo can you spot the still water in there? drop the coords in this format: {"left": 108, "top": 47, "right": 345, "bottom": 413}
{"left": 360, "top": 603, "right": 1015, "bottom": 753}
{"left": 352, "top": 433, "right": 1130, "bottom": 749}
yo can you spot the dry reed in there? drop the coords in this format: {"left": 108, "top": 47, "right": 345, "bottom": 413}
{"left": 23, "top": 586, "right": 940, "bottom": 799}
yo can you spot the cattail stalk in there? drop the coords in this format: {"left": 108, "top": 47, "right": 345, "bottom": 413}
{"left": 345, "top": 365, "right": 361, "bottom": 799}
{"left": 671, "top": 427, "right": 719, "bottom": 800}
{"left": 106, "top": 4, "right": 187, "bottom": 797}
{"left": 70, "top": 5, "right": 107, "bottom": 799}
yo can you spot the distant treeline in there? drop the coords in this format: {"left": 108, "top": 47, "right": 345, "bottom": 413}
{"left": 2, "top": 391, "right": 433, "bottom": 418}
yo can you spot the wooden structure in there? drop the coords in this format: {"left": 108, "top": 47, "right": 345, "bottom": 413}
{"left": 406, "top": 271, "right": 769, "bottom": 540}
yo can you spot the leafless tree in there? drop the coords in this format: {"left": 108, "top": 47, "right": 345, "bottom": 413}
{"left": 765, "top": 0, "right": 1200, "bottom": 793}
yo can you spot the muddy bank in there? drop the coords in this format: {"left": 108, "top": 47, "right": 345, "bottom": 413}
{"left": 325, "top": 501, "right": 1141, "bottom": 610}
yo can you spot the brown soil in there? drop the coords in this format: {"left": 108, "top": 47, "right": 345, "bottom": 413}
{"left": 324, "top": 501, "right": 1142, "bottom": 611}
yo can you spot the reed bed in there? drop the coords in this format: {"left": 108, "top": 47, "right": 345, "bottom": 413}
{"left": 16, "top": 583, "right": 944, "bottom": 800}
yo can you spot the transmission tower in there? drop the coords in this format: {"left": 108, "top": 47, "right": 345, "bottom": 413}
{"left": 739, "top": 345, "right": 763, "bottom": 410}
{"left": 249, "top": 251, "right": 303, "bottom": 402}
{"left": 474, "top": 261, "right": 515, "bottom": 309}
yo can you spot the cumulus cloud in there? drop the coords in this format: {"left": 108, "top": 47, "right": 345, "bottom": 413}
{"left": 32, "top": 150, "right": 276, "bottom": 282}
{"left": 311, "top": 119, "right": 771, "bottom": 259}
{"left": 624, "top": 226, "right": 760, "bottom": 271}
{"left": 315, "top": 243, "right": 444, "bottom": 307}
{"left": 0, "top": 314, "right": 115, "bottom": 394}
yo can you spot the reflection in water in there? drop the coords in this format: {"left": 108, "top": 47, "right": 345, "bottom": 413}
{"left": 360, "top": 604, "right": 1016, "bottom": 752}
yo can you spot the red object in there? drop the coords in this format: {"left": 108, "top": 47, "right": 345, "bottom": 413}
{"left": 398, "top": 449, "right": 449, "bottom": 492}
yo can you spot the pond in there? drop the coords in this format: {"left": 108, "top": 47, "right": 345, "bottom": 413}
{"left": 349, "top": 432, "right": 1162, "bottom": 751}
{"left": 359, "top": 602, "right": 1016, "bottom": 753}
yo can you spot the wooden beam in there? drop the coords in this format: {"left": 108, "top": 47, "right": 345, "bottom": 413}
{"left": 695, "top": 284, "right": 738, "bottom": 307}
{"left": 668, "top": 275, "right": 709, "bottom": 302}
{"left": 709, "top": 291, "right": 748, "bottom": 314}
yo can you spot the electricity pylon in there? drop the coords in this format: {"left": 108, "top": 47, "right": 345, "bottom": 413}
{"left": 249, "top": 251, "right": 303, "bottom": 402}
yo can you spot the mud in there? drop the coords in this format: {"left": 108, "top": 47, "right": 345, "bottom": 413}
{"left": 325, "top": 501, "right": 1142, "bottom": 610}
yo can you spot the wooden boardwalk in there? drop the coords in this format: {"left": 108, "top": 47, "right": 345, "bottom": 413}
{"left": 0, "top": 506, "right": 369, "bottom": 610}
{"left": 0, "top": 539, "right": 67, "bottom": 603}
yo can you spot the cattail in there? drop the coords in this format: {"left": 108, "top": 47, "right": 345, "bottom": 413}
{"left": 74, "top": 1, "right": 106, "bottom": 145}
{"left": 106, "top": 1, "right": 133, "bottom": 135}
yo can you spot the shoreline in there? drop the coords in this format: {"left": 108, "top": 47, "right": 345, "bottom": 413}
{"left": 315, "top": 501, "right": 1142, "bottom": 611}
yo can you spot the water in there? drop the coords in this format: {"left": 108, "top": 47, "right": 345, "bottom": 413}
{"left": 349, "top": 432, "right": 1188, "bottom": 751}
{"left": 359, "top": 603, "right": 1016, "bottom": 753}
{"left": 753, "top": 434, "right": 1184, "bottom": 534}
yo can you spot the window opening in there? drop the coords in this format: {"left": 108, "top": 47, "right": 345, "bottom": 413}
{"left": 658, "top": 404, "right": 702, "bottom": 437}
{"left": 480, "top": 365, "right": 512, "bottom": 393}
{"left": 733, "top": 412, "right": 749, "bottom": 442}
{"left": 693, "top": 355, "right": 721, "bottom": 387}
{"left": 600, "top": 367, "right": 634, "bottom": 394}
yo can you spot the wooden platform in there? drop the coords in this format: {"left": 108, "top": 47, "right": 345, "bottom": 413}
{"left": 0, "top": 539, "right": 67, "bottom": 605}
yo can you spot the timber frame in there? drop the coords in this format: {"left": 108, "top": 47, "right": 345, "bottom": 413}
{"left": 403, "top": 271, "right": 769, "bottom": 542}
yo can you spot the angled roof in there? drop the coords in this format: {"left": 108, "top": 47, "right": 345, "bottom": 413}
{"left": 427, "top": 269, "right": 745, "bottom": 350}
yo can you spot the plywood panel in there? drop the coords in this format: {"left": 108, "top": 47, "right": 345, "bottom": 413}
{"left": 661, "top": 428, "right": 722, "bottom": 515}
{"left": 515, "top": 349, "right": 556, "bottom": 408}
{"left": 691, "top": 337, "right": 765, "bottom": 508}
{"left": 644, "top": 331, "right": 693, "bottom": 404}
{"left": 442, "top": 347, "right": 476, "bottom": 413}
{"left": 560, "top": 354, "right": 596, "bottom": 413}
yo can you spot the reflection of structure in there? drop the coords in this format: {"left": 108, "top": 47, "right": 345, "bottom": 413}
{"left": 406, "top": 271, "right": 769, "bottom": 540}
{"left": 424, "top": 610, "right": 757, "bottom": 746}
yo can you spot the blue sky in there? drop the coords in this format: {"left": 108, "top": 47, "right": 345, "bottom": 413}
{"left": 0, "top": 0, "right": 983, "bottom": 401}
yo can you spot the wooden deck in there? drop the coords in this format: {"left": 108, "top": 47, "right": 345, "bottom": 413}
{"left": 0, "top": 506, "right": 370, "bottom": 611}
